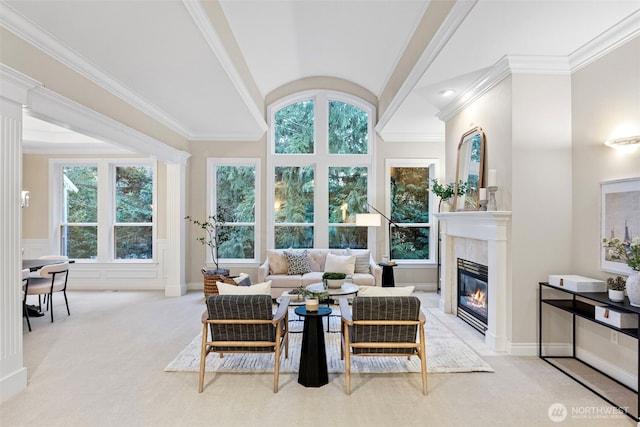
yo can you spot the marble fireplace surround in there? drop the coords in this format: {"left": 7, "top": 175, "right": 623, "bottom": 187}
{"left": 434, "top": 211, "right": 512, "bottom": 352}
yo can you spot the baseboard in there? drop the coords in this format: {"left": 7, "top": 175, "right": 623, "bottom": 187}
{"left": 0, "top": 366, "right": 27, "bottom": 403}
{"left": 576, "top": 347, "right": 638, "bottom": 391}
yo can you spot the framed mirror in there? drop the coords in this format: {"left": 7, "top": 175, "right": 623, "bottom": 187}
{"left": 453, "top": 127, "right": 485, "bottom": 211}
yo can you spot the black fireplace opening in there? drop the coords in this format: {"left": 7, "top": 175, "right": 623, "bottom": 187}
{"left": 457, "top": 258, "right": 488, "bottom": 334}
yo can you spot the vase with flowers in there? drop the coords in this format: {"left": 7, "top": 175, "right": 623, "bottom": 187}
{"left": 431, "top": 179, "right": 467, "bottom": 212}
{"left": 602, "top": 237, "right": 640, "bottom": 306}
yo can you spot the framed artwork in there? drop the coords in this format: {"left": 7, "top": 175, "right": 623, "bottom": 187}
{"left": 601, "top": 177, "right": 640, "bottom": 274}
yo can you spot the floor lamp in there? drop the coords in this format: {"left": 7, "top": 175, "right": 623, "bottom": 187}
{"left": 355, "top": 203, "right": 400, "bottom": 262}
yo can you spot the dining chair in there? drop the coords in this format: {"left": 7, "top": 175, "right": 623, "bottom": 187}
{"left": 339, "top": 296, "right": 427, "bottom": 395}
{"left": 22, "top": 268, "right": 31, "bottom": 332}
{"left": 25, "top": 261, "right": 70, "bottom": 323}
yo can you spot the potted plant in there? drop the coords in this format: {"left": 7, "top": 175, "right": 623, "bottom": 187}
{"left": 322, "top": 272, "right": 347, "bottom": 289}
{"left": 290, "top": 286, "right": 329, "bottom": 311}
{"left": 603, "top": 237, "right": 640, "bottom": 306}
{"left": 431, "top": 179, "right": 467, "bottom": 212}
{"left": 607, "top": 276, "right": 626, "bottom": 302}
{"left": 186, "top": 207, "right": 232, "bottom": 296}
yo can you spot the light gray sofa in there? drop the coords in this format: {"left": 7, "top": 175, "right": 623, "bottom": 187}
{"left": 258, "top": 248, "right": 382, "bottom": 297}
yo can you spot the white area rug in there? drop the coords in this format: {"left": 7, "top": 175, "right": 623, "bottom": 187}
{"left": 164, "top": 308, "right": 494, "bottom": 374}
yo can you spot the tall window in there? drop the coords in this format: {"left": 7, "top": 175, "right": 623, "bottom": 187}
{"left": 387, "top": 159, "right": 437, "bottom": 263}
{"left": 61, "top": 165, "right": 98, "bottom": 259}
{"left": 54, "top": 160, "right": 156, "bottom": 261}
{"left": 269, "top": 91, "right": 374, "bottom": 249}
{"left": 208, "top": 158, "right": 259, "bottom": 263}
{"left": 114, "top": 166, "right": 153, "bottom": 259}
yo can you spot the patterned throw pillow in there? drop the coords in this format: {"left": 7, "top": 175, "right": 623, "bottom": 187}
{"left": 284, "top": 250, "right": 312, "bottom": 275}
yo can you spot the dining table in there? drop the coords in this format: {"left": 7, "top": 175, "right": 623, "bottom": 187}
{"left": 22, "top": 259, "right": 75, "bottom": 272}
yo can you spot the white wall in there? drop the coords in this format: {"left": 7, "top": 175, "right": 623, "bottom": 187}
{"left": 446, "top": 71, "right": 575, "bottom": 351}
{"left": 570, "top": 36, "right": 640, "bottom": 383}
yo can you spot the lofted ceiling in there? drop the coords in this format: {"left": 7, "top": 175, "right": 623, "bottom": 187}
{"left": 2, "top": 0, "right": 639, "bottom": 153}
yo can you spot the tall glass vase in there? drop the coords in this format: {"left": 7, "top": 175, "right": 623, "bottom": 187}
{"left": 625, "top": 272, "right": 640, "bottom": 307}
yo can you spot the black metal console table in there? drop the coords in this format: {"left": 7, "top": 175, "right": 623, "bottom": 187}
{"left": 539, "top": 282, "right": 639, "bottom": 421}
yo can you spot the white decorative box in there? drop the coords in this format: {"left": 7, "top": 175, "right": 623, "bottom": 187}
{"left": 548, "top": 275, "right": 606, "bottom": 292}
{"left": 595, "top": 306, "right": 638, "bottom": 329}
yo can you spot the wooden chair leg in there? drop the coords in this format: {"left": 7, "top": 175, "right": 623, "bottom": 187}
{"left": 198, "top": 324, "right": 208, "bottom": 393}
{"left": 274, "top": 345, "right": 280, "bottom": 393}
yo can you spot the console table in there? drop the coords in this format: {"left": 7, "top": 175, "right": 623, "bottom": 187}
{"left": 539, "top": 282, "right": 639, "bottom": 421}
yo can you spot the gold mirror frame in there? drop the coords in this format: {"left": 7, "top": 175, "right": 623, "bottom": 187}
{"left": 453, "top": 127, "right": 485, "bottom": 211}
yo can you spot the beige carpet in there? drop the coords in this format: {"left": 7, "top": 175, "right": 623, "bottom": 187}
{"left": 164, "top": 307, "right": 494, "bottom": 374}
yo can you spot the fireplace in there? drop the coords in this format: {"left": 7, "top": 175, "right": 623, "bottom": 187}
{"left": 457, "top": 258, "right": 488, "bottom": 334}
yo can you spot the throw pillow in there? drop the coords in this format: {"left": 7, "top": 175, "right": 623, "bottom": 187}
{"left": 347, "top": 249, "right": 371, "bottom": 274}
{"left": 217, "top": 280, "right": 272, "bottom": 295}
{"left": 357, "top": 285, "right": 415, "bottom": 296}
{"left": 267, "top": 250, "right": 288, "bottom": 275}
{"left": 233, "top": 273, "right": 252, "bottom": 286}
{"left": 324, "top": 253, "right": 356, "bottom": 275}
{"left": 284, "top": 250, "right": 312, "bottom": 275}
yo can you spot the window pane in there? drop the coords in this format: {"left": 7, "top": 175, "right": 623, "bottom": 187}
{"left": 116, "top": 166, "right": 153, "bottom": 223}
{"left": 274, "top": 100, "right": 314, "bottom": 154}
{"left": 115, "top": 226, "right": 152, "bottom": 259}
{"left": 328, "top": 167, "right": 367, "bottom": 223}
{"left": 328, "top": 100, "right": 368, "bottom": 154}
{"left": 216, "top": 165, "right": 255, "bottom": 222}
{"left": 390, "top": 167, "right": 430, "bottom": 223}
{"left": 61, "top": 225, "right": 97, "bottom": 259}
{"left": 63, "top": 166, "right": 98, "bottom": 222}
{"left": 391, "top": 227, "right": 430, "bottom": 260}
{"left": 274, "top": 166, "right": 314, "bottom": 223}
{"left": 219, "top": 225, "right": 255, "bottom": 259}
{"left": 329, "top": 226, "right": 368, "bottom": 249}
{"left": 275, "top": 226, "right": 314, "bottom": 248}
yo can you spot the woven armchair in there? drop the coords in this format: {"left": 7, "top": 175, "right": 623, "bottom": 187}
{"left": 199, "top": 294, "right": 290, "bottom": 393}
{"left": 339, "top": 296, "right": 427, "bottom": 395}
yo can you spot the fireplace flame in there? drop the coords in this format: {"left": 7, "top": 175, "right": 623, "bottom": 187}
{"left": 469, "top": 289, "right": 486, "bottom": 308}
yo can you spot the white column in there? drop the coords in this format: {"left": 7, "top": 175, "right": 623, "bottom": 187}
{"left": 0, "top": 81, "right": 29, "bottom": 402}
{"left": 165, "top": 162, "right": 186, "bottom": 296}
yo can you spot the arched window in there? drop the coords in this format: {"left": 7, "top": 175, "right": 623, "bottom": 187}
{"left": 268, "top": 91, "right": 374, "bottom": 249}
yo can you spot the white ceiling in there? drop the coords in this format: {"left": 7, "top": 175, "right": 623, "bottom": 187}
{"left": 2, "top": 0, "right": 639, "bottom": 152}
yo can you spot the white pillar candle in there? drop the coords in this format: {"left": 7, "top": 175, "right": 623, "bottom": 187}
{"left": 479, "top": 188, "right": 487, "bottom": 200}
{"left": 488, "top": 169, "right": 497, "bottom": 187}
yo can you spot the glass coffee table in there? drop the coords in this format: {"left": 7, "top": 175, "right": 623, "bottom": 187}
{"left": 305, "top": 282, "right": 359, "bottom": 332}
{"left": 306, "top": 282, "right": 359, "bottom": 300}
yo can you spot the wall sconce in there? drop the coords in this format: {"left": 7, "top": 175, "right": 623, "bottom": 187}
{"left": 21, "top": 191, "right": 30, "bottom": 208}
{"left": 604, "top": 135, "right": 640, "bottom": 153}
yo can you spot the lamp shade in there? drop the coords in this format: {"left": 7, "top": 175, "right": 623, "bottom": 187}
{"left": 356, "top": 213, "right": 381, "bottom": 227}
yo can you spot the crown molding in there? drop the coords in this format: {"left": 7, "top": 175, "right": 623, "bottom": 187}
{"left": 25, "top": 86, "right": 191, "bottom": 165}
{"left": 437, "top": 11, "right": 639, "bottom": 123}
{"left": 0, "top": 64, "right": 41, "bottom": 104}
{"left": 0, "top": 2, "right": 193, "bottom": 138}
{"left": 437, "top": 56, "right": 511, "bottom": 123}
{"left": 378, "top": 132, "right": 443, "bottom": 143}
{"left": 570, "top": 9, "right": 640, "bottom": 72}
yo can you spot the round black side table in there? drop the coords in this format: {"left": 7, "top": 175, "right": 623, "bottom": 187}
{"left": 294, "top": 306, "right": 331, "bottom": 387}
{"left": 379, "top": 262, "right": 397, "bottom": 287}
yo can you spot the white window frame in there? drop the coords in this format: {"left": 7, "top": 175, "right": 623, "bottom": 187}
{"left": 267, "top": 90, "right": 375, "bottom": 249}
{"left": 385, "top": 158, "right": 439, "bottom": 265}
{"left": 51, "top": 158, "right": 157, "bottom": 263}
{"left": 206, "top": 157, "right": 261, "bottom": 265}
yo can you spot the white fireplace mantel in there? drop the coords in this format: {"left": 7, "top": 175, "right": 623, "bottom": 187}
{"left": 434, "top": 211, "right": 512, "bottom": 352}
